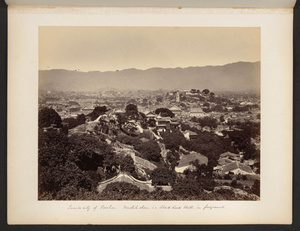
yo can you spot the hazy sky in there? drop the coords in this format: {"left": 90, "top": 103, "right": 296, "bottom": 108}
{"left": 39, "top": 27, "right": 260, "bottom": 72}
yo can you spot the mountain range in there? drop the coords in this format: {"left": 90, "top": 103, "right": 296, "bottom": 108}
{"left": 39, "top": 61, "right": 260, "bottom": 93}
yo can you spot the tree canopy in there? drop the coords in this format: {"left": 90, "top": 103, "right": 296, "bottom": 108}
{"left": 160, "top": 130, "right": 186, "bottom": 151}
{"left": 38, "top": 107, "right": 62, "bottom": 128}
{"left": 154, "top": 108, "right": 174, "bottom": 118}
{"left": 202, "top": 89, "right": 210, "bottom": 94}
{"left": 135, "top": 140, "right": 161, "bottom": 162}
{"left": 120, "top": 155, "right": 135, "bottom": 173}
{"left": 38, "top": 132, "right": 103, "bottom": 197}
{"left": 125, "top": 104, "right": 138, "bottom": 117}
{"left": 151, "top": 167, "right": 176, "bottom": 186}
{"left": 191, "top": 116, "right": 218, "bottom": 129}
{"left": 88, "top": 106, "right": 109, "bottom": 121}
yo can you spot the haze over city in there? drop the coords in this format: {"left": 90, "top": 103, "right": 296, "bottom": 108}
{"left": 39, "top": 27, "right": 260, "bottom": 72}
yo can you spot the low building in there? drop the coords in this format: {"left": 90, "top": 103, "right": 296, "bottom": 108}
{"left": 221, "top": 162, "right": 255, "bottom": 175}
{"left": 220, "top": 151, "right": 241, "bottom": 161}
{"left": 145, "top": 111, "right": 156, "bottom": 121}
{"left": 169, "top": 105, "right": 182, "bottom": 116}
{"left": 114, "top": 109, "right": 125, "bottom": 115}
{"left": 183, "top": 130, "right": 198, "bottom": 140}
{"left": 170, "top": 118, "right": 180, "bottom": 130}
{"left": 175, "top": 152, "right": 208, "bottom": 173}
{"left": 156, "top": 117, "right": 171, "bottom": 132}
{"left": 202, "top": 126, "right": 212, "bottom": 132}
{"left": 189, "top": 108, "right": 205, "bottom": 118}
{"left": 218, "top": 157, "right": 234, "bottom": 166}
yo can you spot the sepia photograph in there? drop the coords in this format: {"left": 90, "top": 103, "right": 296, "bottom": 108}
{"left": 38, "top": 26, "right": 261, "bottom": 201}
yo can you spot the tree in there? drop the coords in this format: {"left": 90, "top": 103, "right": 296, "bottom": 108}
{"left": 252, "top": 180, "right": 260, "bottom": 196}
{"left": 172, "top": 178, "right": 202, "bottom": 196}
{"left": 156, "top": 96, "right": 163, "bottom": 103}
{"left": 68, "top": 134, "right": 111, "bottom": 171}
{"left": 125, "top": 104, "right": 138, "bottom": 114}
{"left": 38, "top": 131, "right": 97, "bottom": 197}
{"left": 101, "top": 182, "right": 141, "bottom": 200}
{"left": 183, "top": 131, "right": 233, "bottom": 161}
{"left": 38, "top": 107, "right": 62, "bottom": 128}
{"left": 38, "top": 130, "right": 69, "bottom": 167}
{"left": 135, "top": 140, "right": 161, "bottom": 162}
{"left": 88, "top": 106, "right": 108, "bottom": 121}
{"left": 63, "top": 114, "right": 86, "bottom": 129}
{"left": 62, "top": 117, "right": 78, "bottom": 129}
{"left": 151, "top": 168, "right": 176, "bottom": 186}
{"left": 203, "top": 108, "right": 212, "bottom": 113}
{"left": 203, "top": 102, "right": 210, "bottom": 107}
{"left": 160, "top": 130, "right": 186, "bottom": 151}
{"left": 212, "top": 104, "right": 224, "bottom": 112}
{"left": 220, "top": 115, "right": 225, "bottom": 122}
{"left": 166, "top": 151, "right": 180, "bottom": 170}
{"left": 233, "top": 105, "right": 249, "bottom": 112}
{"left": 202, "top": 89, "right": 210, "bottom": 94}
{"left": 120, "top": 155, "right": 135, "bottom": 173}
{"left": 76, "top": 114, "right": 86, "bottom": 125}
{"left": 125, "top": 104, "right": 138, "bottom": 119}
{"left": 196, "top": 117, "right": 218, "bottom": 128}
{"left": 117, "top": 113, "right": 127, "bottom": 126}
{"left": 103, "top": 152, "right": 120, "bottom": 173}
{"left": 147, "top": 118, "right": 156, "bottom": 127}
{"left": 154, "top": 108, "right": 174, "bottom": 118}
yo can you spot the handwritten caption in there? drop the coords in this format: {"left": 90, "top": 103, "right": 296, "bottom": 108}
{"left": 67, "top": 204, "right": 225, "bottom": 212}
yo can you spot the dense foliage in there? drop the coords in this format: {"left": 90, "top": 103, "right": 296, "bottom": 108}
{"left": 160, "top": 130, "right": 186, "bottom": 151}
{"left": 154, "top": 108, "right": 175, "bottom": 118}
{"left": 191, "top": 116, "right": 218, "bottom": 128}
{"left": 62, "top": 114, "right": 86, "bottom": 129}
{"left": 135, "top": 140, "right": 161, "bottom": 162}
{"left": 38, "top": 105, "right": 260, "bottom": 201}
{"left": 88, "top": 106, "right": 109, "bottom": 121}
{"left": 151, "top": 168, "right": 176, "bottom": 186}
{"left": 38, "top": 107, "right": 62, "bottom": 128}
{"left": 39, "top": 131, "right": 112, "bottom": 199}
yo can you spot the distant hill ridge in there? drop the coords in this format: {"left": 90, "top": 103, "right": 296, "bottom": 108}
{"left": 39, "top": 61, "right": 260, "bottom": 92}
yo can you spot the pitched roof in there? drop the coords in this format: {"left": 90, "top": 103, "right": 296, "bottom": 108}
{"left": 218, "top": 158, "right": 234, "bottom": 166}
{"left": 145, "top": 111, "right": 156, "bottom": 116}
{"left": 183, "top": 130, "right": 197, "bottom": 136}
{"left": 220, "top": 151, "right": 240, "bottom": 158}
{"left": 222, "top": 162, "right": 253, "bottom": 174}
{"left": 190, "top": 108, "right": 203, "bottom": 113}
{"left": 188, "top": 131, "right": 198, "bottom": 136}
{"left": 169, "top": 105, "right": 181, "bottom": 111}
{"left": 177, "top": 152, "right": 208, "bottom": 168}
{"left": 114, "top": 109, "right": 125, "bottom": 114}
{"left": 156, "top": 117, "right": 170, "bottom": 122}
